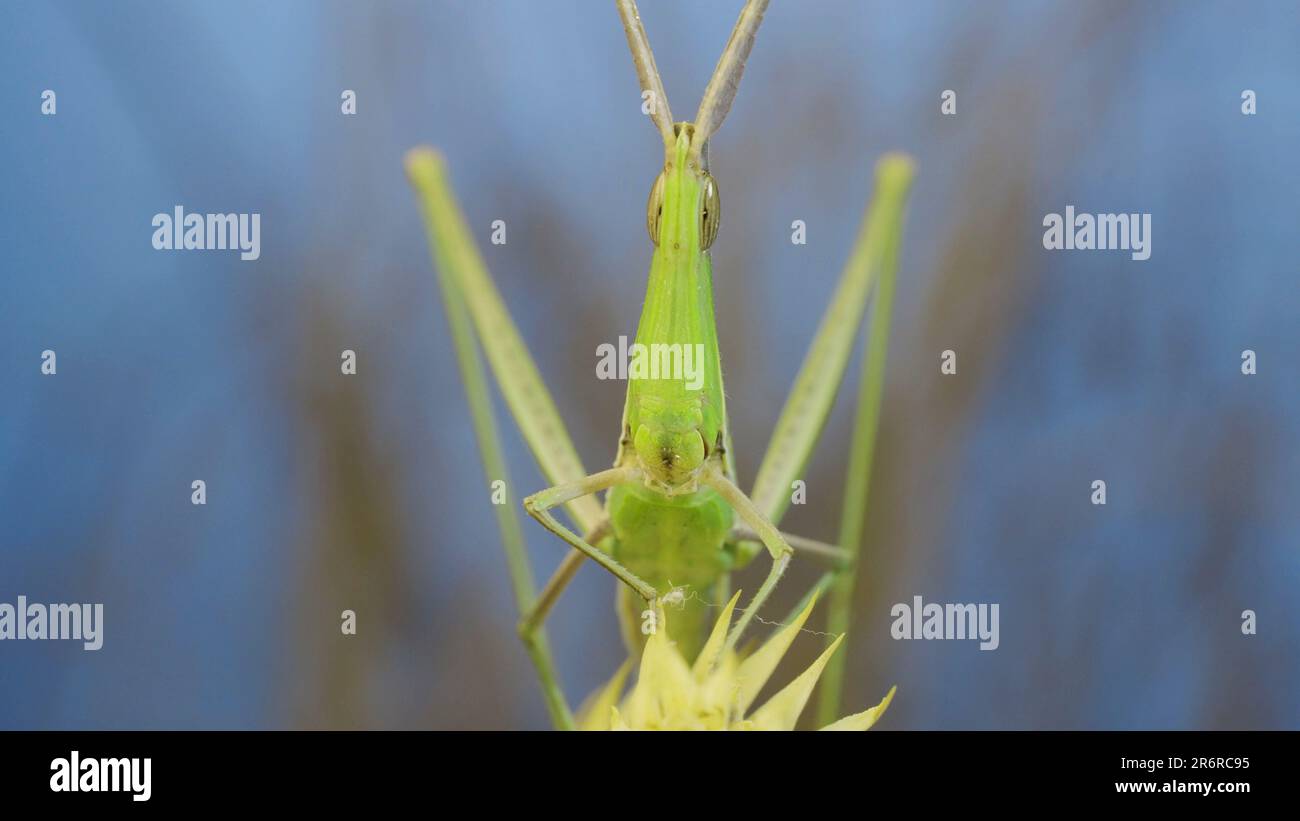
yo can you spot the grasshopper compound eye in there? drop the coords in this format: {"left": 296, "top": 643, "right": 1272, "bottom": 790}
{"left": 645, "top": 171, "right": 666, "bottom": 246}
{"left": 700, "top": 172, "right": 720, "bottom": 250}
{"left": 646, "top": 170, "right": 721, "bottom": 250}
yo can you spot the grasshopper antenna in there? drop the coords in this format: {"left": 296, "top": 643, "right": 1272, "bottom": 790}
{"left": 691, "top": 0, "right": 770, "bottom": 165}
{"left": 617, "top": 0, "right": 676, "bottom": 157}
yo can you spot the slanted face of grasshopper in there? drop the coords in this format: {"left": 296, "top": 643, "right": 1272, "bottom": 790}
{"left": 624, "top": 123, "right": 721, "bottom": 491}
{"left": 407, "top": 0, "right": 914, "bottom": 730}
{"left": 610, "top": 1, "right": 749, "bottom": 496}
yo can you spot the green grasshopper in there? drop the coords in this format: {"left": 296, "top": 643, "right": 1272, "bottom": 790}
{"left": 407, "top": 0, "right": 913, "bottom": 730}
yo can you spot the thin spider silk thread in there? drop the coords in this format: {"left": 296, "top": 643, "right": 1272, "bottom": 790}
{"left": 657, "top": 585, "right": 840, "bottom": 640}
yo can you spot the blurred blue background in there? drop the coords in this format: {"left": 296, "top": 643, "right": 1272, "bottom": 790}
{"left": 2, "top": 0, "right": 1297, "bottom": 729}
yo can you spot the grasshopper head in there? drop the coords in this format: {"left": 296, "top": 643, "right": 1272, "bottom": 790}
{"left": 645, "top": 124, "right": 721, "bottom": 252}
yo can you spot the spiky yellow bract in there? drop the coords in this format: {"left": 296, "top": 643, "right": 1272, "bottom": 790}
{"left": 577, "top": 592, "right": 896, "bottom": 731}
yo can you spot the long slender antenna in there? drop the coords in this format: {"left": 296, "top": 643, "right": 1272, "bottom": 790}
{"left": 617, "top": 0, "right": 676, "bottom": 154}
{"left": 691, "top": 0, "right": 770, "bottom": 163}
